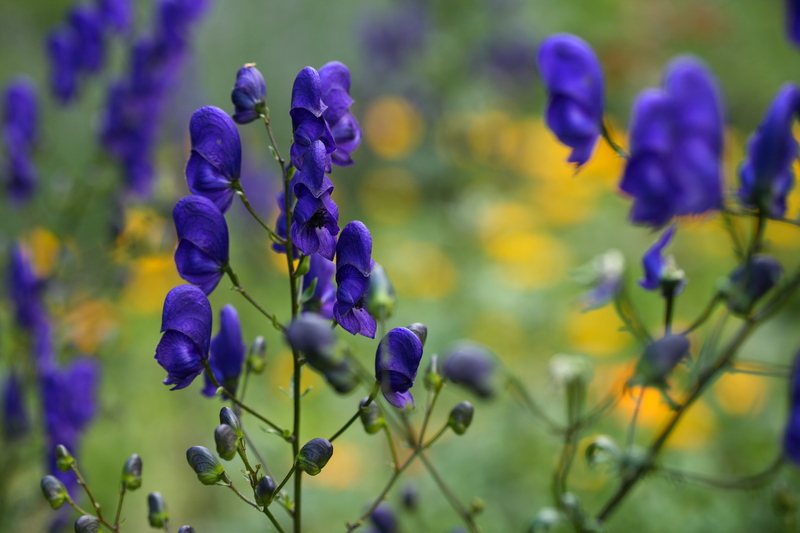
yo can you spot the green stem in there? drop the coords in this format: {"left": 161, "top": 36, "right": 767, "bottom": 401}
{"left": 614, "top": 288, "right": 653, "bottom": 344}
{"left": 626, "top": 387, "right": 645, "bottom": 450}
{"left": 70, "top": 463, "right": 104, "bottom": 520}
{"left": 659, "top": 456, "right": 784, "bottom": 490}
{"left": 232, "top": 181, "right": 282, "bottom": 242}
{"left": 243, "top": 427, "right": 274, "bottom": 479}
{"left": 506, "top": 374, "right": 563, "bottom": 433}
{"left": 600, "top": 120, "right": 628, "bottom": 159}
{"left": 664, "top": 286, "right": 675, "bottom": 335}
{"left": 113, "top": 482, "right": 127, "bottom": 528}
{"left": 274, "top": 464, "right": 297, "bottom": 500}
{"left": 224, "top": 266, "right": 284, "bottom": 331}
{"left": 422, "top": 423, "right": 450, "bottom": 449}
{"left": 680, "top": 294, "right": 721, "bottom": 335}
{"left": 384, "top": 425, "right": 400, "bottom": 469}
{"left": 418, "top": 384, "right": 443, "bottom": 446}
{"left": 226, "top": 482, "right": 261, "bottom": 511}
{"left": 721, "top": 208, "right": 747, "bottom": 261}
{"left": 264, "top": 507, "right": 287, "bottom": 533}
{"left": 419, "top": 453, "right": 482, "bottom": 533}
{"left": 329, "top": 386, "right": 379, "bottom": 442}
{"left": 730, "top": 360, "right": 791, "bottom": 378}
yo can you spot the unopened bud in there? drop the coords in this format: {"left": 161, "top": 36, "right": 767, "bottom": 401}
{"left": 248, "top": 336, "right": 267, "bottom": 374}
{"left": 359, "top": 397, "right": 385, "bottom": 434}
{"left": 443, "top": 343, "right": 496, "bottom": 399}
{"left": 723, "top": 255, "right": 783, "bottom": 316}
{"left": 55, "top": 444, "right": 75, "bottom": 472}
{"left": 178, "top": 527, "right": 195, "bottom": 533}
{"left": 122, "top": 454, "right": 142, "bottom": 490}
{"left": 147, "top": 492, "right": 169, "bottom": 528}
{"left": 528, "top": 507, "right": 564, "bottom": 532}
{"left": 407, "top": 323, "right": 428, "bottom": 347}
{"left": 41, "top": 475, "right": 68, "bottom": 510}
{"left": 219, "top": 407, "right": 243, "bottom": 439}
{"left": 215, "top": 424, "right": 238, "bottom": 461}
{"left": 448, "top": 401, "right": 474, "bottom": 435}
{"left": 186, "top": 446, "right": 226, "bottom": 485}
{"left": 402, "top": 483, "right": 418, "bottom": 511}
{"left": 255, "top": 475, "right": 277, "bottom": 506}
{"left": 297, "top": 438, "right": 333, "bottom": 476}
{"left": 423, "top": 354, "right": 442, "bottom": 391}
{"left": 74, "top": 515, "right": 101, "bottom": 533}
{"left": 470, "top": 497, "right": 485, "bottom": 516}
{"left": 366, "top": 263, "right": 396, "bottom": 321}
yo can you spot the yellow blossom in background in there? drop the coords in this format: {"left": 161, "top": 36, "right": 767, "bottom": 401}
{"left": 477, "top": 201, "right": 543, "bottom": 241}
{"left": 381, "top": 240, "right": 456, "bottom": 299}
{"left": 61, "top": 298, "right": 118, "bottom": 353}
{"left": 122, "top": 254, "right": 183, "bottom": 314}
{"left": 713, "top": 371, "right": 767, "bottom": 416}
{"left": 25, "top": 227, "right": 60, "bottom": 278}
{"left": 113, "top": 207, "right": 169, "bottom": 262}
{"left": 358, "top": 167, "right": 420, "bottom": 225}
{"left": 315, "top": 439, "right": 363, "bottom": 489}
{"left": 484, "top": 231, "right": 571, "bottom": 289}
{"left": 681, "top": 214, "right": 738, "bottom": 258}
{"left": 268, "top": 348, "right": 323, "bottom": 392}
{"left": 567, "top": 305, "right": 632, "bottom": 358}
{"left": 467, "top": 110, "right": 522, "bottom": 166}
{"left": 364, "top": 96, "right": 424, "bottom": 160}
{"left": 465, "top": 310, "right": 525, "bottom": 362}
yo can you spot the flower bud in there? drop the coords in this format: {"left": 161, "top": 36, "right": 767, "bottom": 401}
{"left": 407, "top": 323, "right": 428, "bottom": 347}
{"left": 186, "top": 446, "right": 226, "bottom": 485}
{"left": 369, "top": 503, "right": 397, "bottom": 532}
{"left": 122, "top": 454, "right": 142, "bottom": 490}
{"left": 723, "top": 255, "right": 783, "bottom": 316}
{"left": 470, "top": 497, "right": 485, "bottom": 516}
{"left": 366, "top": 263, "right": 396, "bottom": 321}
{"left": 442, "top": 343, "right": 496, "bottom": 399}
{"left": 231, "top": 63, "right": 267, "bottom": 124}
{"left": 178, "top": 527, "right": 195, "bottom": 533}
{"left": 219, "top": 406, "right": 243, "bottom": 438}
{"left": 448, "top": 401, "right": 474, "bottom": 435}
{"left": 55, "top": 444, "right": 75, "bottom": 472}
{"left": 74, "top": 515, "right": 101, "bottom": 533}
{"left": 148, "top": 492, "right": 169, "bottom": 528}
{"left": 248, "top": 336, "right": 267, "bottom": 374}
{"left": 631, "top": 334, "right": 690, "bottom": 388}
{"left": 254, "top": 475, "right": 277, "bottom": 507}
{"left": 528, "top": 507, "right": 565, "bottom": 532}
{"left": 585, "top": 435, "right": 621, "bottom": 468}
{"left": 549, "top": 354, "right": 593, "bottom": 387}
{"left": 423, "top": 354, "right": 442, "bottom": 391}
{"left": 285, "top": 314, "right": 337, "bottom": 370}
{"left": 296, "top": 438, "right": 333, "bottom": 476}
{"left": 215, "top": 424, "right": 238, "bottom": 461}
{"left": 359, "top": 397, "right": 385, "bottom": 434}
{"left": 402, "top": 482, "right": 418, "bottom": 511}
{"left": 321, "top": 358, "right": 359, "bottom": 394}
{"left": 41, "top": 475, "right": 68, "bottom": 509}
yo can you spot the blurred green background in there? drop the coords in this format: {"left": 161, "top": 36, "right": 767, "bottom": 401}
{"left": 3, "top": 0, "right": 800, "bottom": 531}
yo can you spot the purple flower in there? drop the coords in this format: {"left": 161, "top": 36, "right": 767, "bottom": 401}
{"left": 334, "top": 221, "right": 376, "bottom": 338}
{"left": 358, "top": 5, "right": 427, "bottom": 76}
{"left": 739, "top": 83, "right": 800, "bottom": 218}
{"left": 724, "top": 255, "right": 783, "bottom": 316}
{"left": 286, "top": 313, "right": 357, "bottom": 393}
{"left": 638, "top": 224, "right": 685, "bottom": 297}
{"left": 319, "top": 61, "right": 361, "bottom": 166}
{"left": 3, "top": 371, "right": 29, "bottom": 440}
{"left": 368, "top": 503, "right": 398, "bottom": 533}
{"left": 375, "top": 327, "right": 424, "bottom": 409}
{"left": 186, "top": 106, "right": 243, "bottom": 214}
{"left": 7, "top": 244, "right": 46, "bottom": 332}
{"left": 46, "top": 27, "right": 79, "bottom": 104}
{"left": 302, "top": 255, "right": 336, "bottom": 319}
{"left": 785, "top": 348, "right": 800, "bottom": 463}
{"left": 97, "top": 0, "right": 133, "bottom": 33}
{"left": 788, "top": 0, "right": 800, "bottom": 47}
{"left": 202, "top": 305, "right": 246, "bottom": 397}
{"left": 155, "top": 285, "right": 213, "bottom": 390}
{"left": 579, "top": 249, "right": 624, "bottom": 310}
{"left": 173, "top": 195, "right": 230, "bottom": 295}
{"left": 289, "top": 67, "right": 335, "bottom": 170}
{"left": 631, "top": 334, "right": 690, "bottom": 389}
{"left": 69, "top": 5, "right": 106, "bottom": 73}
{"left": 538, "top": 34, "right": 604, "bottom": 167}
{"left": 6, "top": 150, "right": 39, "bottom": 203}
{"left": 3, "top": 77, "right": 38, "bottom": 148}
{"left": 621, "top": 57, "right": 724, "bottom": 226}
{"left": 292, "top": 139, "right": 334, "bottom": 199}
{"left": 291, "top": 182, "right": 340, "bottom": 260}
{"left": 442, "top": 342, "right": 496, "bottom": 399}
{"left": 231, "top": 64, "right": 267, "bottom": 124}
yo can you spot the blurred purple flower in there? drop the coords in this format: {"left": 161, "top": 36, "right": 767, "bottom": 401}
{"left": 97, "top": 0, "right": 133, "bottom": 33}
{"left": 368, "top": 503, "right": 398, "bottom": 533}
{"left": 358, "top": 5, "right": 427, "bottom": 75}
{"left": 231, "top": 64, "right": 267, "bottom": 124}
{"left": 738, "top": 83, "right": 800, "bottom": 218}
{"left": 538, "top": 34, "right": 604, "bottom": 167}
{"left": 639, "top": 224, "right": 685, "bottom": 296}
{"left": 202, "top": 305, "right": 245, "bottom": 397}
{"left": 173, "top": 195, "right": 230, "bottom": 295}
{"left": 46, "top": 27, "right": 80, "bottom": 104}
{"left": 186, "top": 106, "right": 243, "bottom": 213}
{"left": 3, "top": 77, "right": 38, "bottom": 148}
{"left": 302, "top": 254, "right": 336, "bottom": 319}
{"left": 69, "top": 5, "right": 106, "bottom": 73}
{"left": 475, "top": 33, "right": 538, "bottom": 90}
{"left": 787, "top": 0, "right": 800, "bottom": 47}
{"left": 6, "top": 150, "right": 39, "bottom": 203}
{"left": 443, "top": 342, "right": 496, "bottom": 399}
{"left": 620, "top": 57, "right": 724, "bottom": 226}
{"left": 631, "top": 334, "right": 690, "bottom": 389}
{"left": 724, "top": 255, "right": 783, "bottom": 316}
{"left": 334, "top": 221, "right": 376, "bottom": 338}
{"left": 7, "top": 244, "right": 46, "bottom": 332}
{"left": 155, "top": 285, "right": 213, "bottom": 390}
{"left": 3, "top": 371, "right": 29, "bottom": 441}
{"left": 375, "top": 327, "right": 424, "bottom": 409}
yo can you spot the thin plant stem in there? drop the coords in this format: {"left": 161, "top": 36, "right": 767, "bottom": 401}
{"left": 70, "top": 463, "right": 104, "bottom": 520}
{"left": 418, "top": 385, "right": 442, "bottom": 446}
{"left": 506, "top": 373, "right": 563, "bottom": 433}
{"left": 264, "top": 507, "right": 286, "bottom": 533}
{"left": 233, "top": 181, "right": 282, "bottom": 242}
{"left": 243, "top": 427, "right": 274, "bottom": 479}
{"left": 113, "top": 483, "right": 127, "bottom": 527}
{"left": 419, "top": 452, "right": 482, "bottom": 533}
{"left": 626, "top": 387, "right": 645, "bottom": 450}
{"left": 224, "top": 266, "right": 284, "bottom": 331}
{"left": 226, "top": 482, "right": 261, "bottom": 511}
{"left": 721, "top": 209, "right": 747, "bottom": 261}
{"left": 730, "top": 360, "right": 791, "bottom": 378}
{"left": 65, "top": 496, "right": 92, "bottom": 519}
{"left": 614, "top": 289, "right": 652, "bottom": 344}
{"left": 203, "top": 361, "right": 287, "bottom": 437}
{"left": 237, "top": 446, "right": 259, "bottom": 488}
{"left": 163, "top": 522, "right": 171, "bottom": 533}
{"left": 601, "top": 120, "right": 628, "bottom": 159}
{"left": 329, "top": 386, "right": 379, "bottom": 442}
{"left": 680, "top": 294, "right": 721, "bottom": 335}
{"left": 664, "top": 287, "right": 675, "bottom": 335}
{"left": 659, "top": 456, "right": 784, "bottom": 490}
{"left": 422, "top": 424, "right": 450, "bottom": 449}
{"left": 274, "top": 464, "right": 297, "bottom": 501}
{"left": 383, "top": 425, "right": 400, "bottom": 469}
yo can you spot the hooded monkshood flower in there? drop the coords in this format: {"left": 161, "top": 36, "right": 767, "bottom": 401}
{"left": 201, "top": 305, "right": 246, "bottom": 397}
{"left": 154, "top": 285, "right": 213, "bottom": 390}
{"left": 231, "top": 64, "right": 267, "bottom": 124}
{"left": 186, "top": 106, "right": 243, "bottom": 214}
{"left": 68, "top": 5, "right": 106, "bottom": 73}
{"left": 620, "top": 57, "right": 724, "bottom": 226}
{"left": 98, "top": 0, "right": 133, "bottom": 33}
{"left": 334, "top": 221, "right": 376, "bottom": 338}
{"left": 784, "top": 348, "right": 800, "bottom": 463}
{"left": 723, "top": 255, "right": 783, "bottom": 316}
{"left": 291, "top": 182, "right": 340, "bottom": 260}
{"left": 7, "top": 243, "right": 46, "bottom": 332}
{"left": 537, "top": 34, "right": 604, "bottom": 167}
{"left": 738, "top": 83, "right": 800, "bottom": 218}
{"left": 368, "top": 503, "right": 399, "bottom": 533}
{"left": 319, "top": 61, "right": 361, "bottom": 166}
{"left": 630, "top": 334, "right": 690, "bottom": 389}
{"left": 302, "top": 254, "right": 336, "bottom": 318}
{"left": 3, "top": 78, "right": 38, "bottom": 148}
{"left": 639, "top": 225, "right": 686, "bottom": 296}
{"left": 375, "top": 327, "right": 424, "bottom": 409}
{"left": 290, "top": 67, "right": 335, "bottom": 171}
{"left": 6, "top": 150, "right": 39, "bottom": 203}
{"left": 173, "top": 195, "right": 230, "bottom": 295}
{"left": 788, "top": 0, "right": 800, "bottom": 47}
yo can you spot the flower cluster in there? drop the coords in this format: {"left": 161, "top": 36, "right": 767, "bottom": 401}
{"left": 2, "top": 79, "right": 39, "bottom": 201}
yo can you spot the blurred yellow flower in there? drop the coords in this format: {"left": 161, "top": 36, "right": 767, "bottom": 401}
{"left": 484, "top": 231, "right": 571, "bottom": 289}
{"left": 364, "top": 96, "right": 424, "bottom": 160}
{"left": 62, "top": 298, "right": 118, "bottom": 353}
{"left": 713, "top": 371, "right": 767, "bottom": 416}
{"left": 25, "top": 227, "right": 60, "bottom": 278}
{"left": 465, "top": 310, "right": 525, "bottom": 362}
{"left": 113, "top": 207, "right": 169, "bottom": 262}
{"left": 122, "top": 253, "right": 183, "bottom": 314}
{"left": 567, "top": 305, "right": 632, "bottom": 358}
{"left": 315, "top": 439, "right": 362, "bottom": 489}
{"left": 381, "top": 240, "right": 456, "bottom": 299}
{"left": 358, "top": 167, "right": 420, "bottom": 225}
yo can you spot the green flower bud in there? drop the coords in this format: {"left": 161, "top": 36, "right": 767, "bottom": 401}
{"left": 423, "top": 354, "right": 442, "bottom": 391}
{"left": 548, "top": 354, "right": 593, "bottom": 387}
{"left": 470, "top": 497, "right": 485, "bottom": 516}
{"left": 122, "top": 454, "right": 143, "bottom": 490}
{"left": 178, "top": 527, "right": 195, "bottom": 533}
{"left": 296, "top": 438, "right": 333, "bottom": 476}
{"left": 359, "top": 397, "right": 385, "bottom": 434}
{"left": 407, "top": 323, "right": 427, "bottom": 346}
{"left": 528, "top": 507, "right": 565, "bottom": 532}
{"left": 41, "top": 475, "right": 68, "bottom": 510}
{"left": 215, "top": 424, "right": 238, "bottom": 461}
{"left": 74, "top": 515, "right": 101, "bottom": 533}
{"left": 254, "top": 475, "right": 277, "bottom": 507}
{"left": 147, "top": 492, "right": 169, "bottom": 528}
{"left": 448, "top": 401, "right": 474, "bottom": 435}
{"left": 186, "top": 446, "right": 226, "bottom": 485}
{"left": 219, "top": 407, "right": 243, "bottom": 439}
{"left": 55, "top": 444, "right": 75, "bottom": 472}
{"left": 366, "top": 263, "right": 396, "bottom": 321}
{"left": 248, "top": 336, "right": 267, "bottom": 374}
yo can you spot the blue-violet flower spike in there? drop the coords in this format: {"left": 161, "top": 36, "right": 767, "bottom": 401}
{"left": 202, "top": 305, "right": 246, "bottom": 397}
{"left": 375, "top": 327, "right": 424, "bottom": 409}
{"left": 639, "top": 224, "right": 685, "bottom": 296}
{"left": 173, "top": 195, "right": 230, "bottom": 295}
{"left": 334, "top": 221, "right": 376, "bottom": 338}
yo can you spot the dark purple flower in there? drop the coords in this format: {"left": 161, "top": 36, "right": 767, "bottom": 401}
{"left": 7, "top": 244, "right": 46, "bottom": 332}
{"left": 319, "top": 61, "right": 361, "bottom": 166}
{"left": 291, "top": 183, "right": 339, "bottom": 260}
{"left": 173, "top": 195, "right": 230, "bottom": 295}
{"left": 303, "top": 255, "right": 336, "bottom": 318}
{"left": 788, "top": 0, "right": 800, "bottom": 47}
{"left": 186, "top": 106, "right": 243, "bottom": 214}
{"left": 97, "top": 0, "right": 133, "bottom": 33}
{"left": 3, "top": 371, "right": 29, "bottom": 440}
{"left": 290, "top": 67, "right": 335, "bottom": 170}
{"left": 46, "top": 27, "right": 80, "bottom": 104}
{"left": 292, "top": 140, "right": 334, "bottom": 198}
{"left": 334, "top": 221, "right": 376, "bottom": 338}
{"left": 6, "top": 150, "right": 39, "bottom": 203}
{"left": 621, "top": 58, "right": 724, "bottom": 226}
{"left": 442, "top": 343, "right": 496, "bottom": 399}
{"left": 375, "top": 327, "right": 424, "bottom": 409}
{"left": 69, "top": 5, "right": 106, "bottom": 73}
{"left": 639, "top": 224, "right": 685, "bottom": 296}
{"left": 155, "top": 285, "right": 213, "bottom": 390}
{"left": 3, "top": 77, "right": 38, "bottom": 148}
{"left": 724, "top": 255, "right": 783, "bottom": 316}
{"left": 632, "top": 334, "right": 690, "bottom": 389}
{"left": 476, "top": 33, "right": 539, "bottom": 91}
{"left": 358, "top": 5, "right": 427, "bottom": 75}
{"left": 739, "top": 84, "right": 800, "bottom": 218}
{"left": 202, "top": 305, "right": 246, "bottom": 397}
{"left": 286, "top": 313, "right": 357, "bottom": 393}
{"left": 156, "top": 0, "right": 208, "bottom": 52}
{"left": 538, "top": 34, "right": 604, "bottom": 167}
{"left": 231, "top": 64, "right": 267, "bottom": 124}
{"left": 785, "top": 347, "right": 800, "bottom": 463}
{"left": 368, "top": 503, "right": 398, "bottom": 533}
